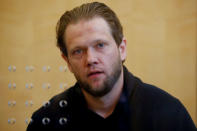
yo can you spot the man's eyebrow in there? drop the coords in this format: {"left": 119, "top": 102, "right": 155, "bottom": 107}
{"left": 69, "top": 39, "right": 108, "bottom": 51}
{"left": 91, "top": 39, "right": 108, "bottom": 44}
{"left": 70, "top": 45, "right": 84, "bottom": 51}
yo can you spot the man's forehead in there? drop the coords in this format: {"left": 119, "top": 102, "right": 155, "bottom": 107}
{"left": 66, "top": 17, "right": 111, "bottom": 34}
{"left": 65, "top": 17, "right": 112, "bottom": 46}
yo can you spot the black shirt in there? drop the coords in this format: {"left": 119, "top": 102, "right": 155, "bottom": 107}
{"left": 27, "top": 66, "right": 196, "bottom": 131}
{"left": 71, "top": 83, "right": 130, "bottom": 131}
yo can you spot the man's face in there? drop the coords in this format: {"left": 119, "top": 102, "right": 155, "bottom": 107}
{"left": 63, "top": 17, "right": 126, "bottom": 97}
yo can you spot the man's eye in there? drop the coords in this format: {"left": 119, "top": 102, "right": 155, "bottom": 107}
{"left": 96, "top": 43, "right": 104, "bottom": 48}
{"left": 73, "top": 49, "right": 82, "bottom": 55}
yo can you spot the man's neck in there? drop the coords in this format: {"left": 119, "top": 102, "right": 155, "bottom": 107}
{"left": 82, "top": 70, "right": 124, "bottom": 118}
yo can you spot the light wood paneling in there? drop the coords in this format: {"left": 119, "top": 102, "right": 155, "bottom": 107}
{"left": 0, "top": 0, "right": 196, "bottom": 130}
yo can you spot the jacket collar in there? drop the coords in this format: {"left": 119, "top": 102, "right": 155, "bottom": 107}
{"left": 123, "top": 66, "right": 137, "bottom": 98}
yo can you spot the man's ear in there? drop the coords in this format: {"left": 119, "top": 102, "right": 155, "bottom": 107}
{"left": 61, "top": 54, "right": 73, "bottom": 73}
{"left": 118, "top": 37, "right": 127, "bottom": 62}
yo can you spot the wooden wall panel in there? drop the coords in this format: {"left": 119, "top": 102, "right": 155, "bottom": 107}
{"left": 0, "top": 0, "right": 196, "bottom": 130}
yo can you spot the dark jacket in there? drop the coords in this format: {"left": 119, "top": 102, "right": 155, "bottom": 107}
{"left": 27, "top": 67, "right": 196, "bottom": 131}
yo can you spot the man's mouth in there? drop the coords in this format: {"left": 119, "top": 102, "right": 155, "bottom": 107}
{"left": 87, "top": 71, "right": 104, "bottom": 78}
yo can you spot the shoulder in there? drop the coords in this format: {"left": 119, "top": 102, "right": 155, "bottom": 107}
{"left": 137, "top": 80, "right": 178, "bottom": 105}
{"left": 131, "top": 75, "right": 182, "bottom": 112}
{"left": 129, "top": 75, "right": 196, "bottom": 130}
{"left": 27, "top": 86, "right": 78, "bottom": 130}
{"left": 123, "top": 66, "right": 179, "bottom": 107}
{"left": 34, "top": 85, "right": 76, "bottom": 115}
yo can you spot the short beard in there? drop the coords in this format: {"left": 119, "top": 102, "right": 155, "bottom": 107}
{"left": 76, "top": 60, "right": 122, "bottom": 97}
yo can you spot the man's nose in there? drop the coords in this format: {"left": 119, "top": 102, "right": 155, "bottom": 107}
{"left": 86, "top": 48, "right": 98, "bottom": 66}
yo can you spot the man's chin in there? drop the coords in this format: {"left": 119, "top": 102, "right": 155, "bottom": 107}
{"left": 86, "top": 89, "right": 109, "bottom": 97}
{"left": 83, "top": 83, "right": 111, "bottom": 97}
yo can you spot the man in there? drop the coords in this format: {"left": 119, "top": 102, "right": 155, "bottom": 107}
{"left": 27, "top": 2, "right": 196, "bottom": 131}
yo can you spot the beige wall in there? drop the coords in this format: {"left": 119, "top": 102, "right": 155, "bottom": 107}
{"left": 0, "top": 0, "right": 196, "bottom": 130}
